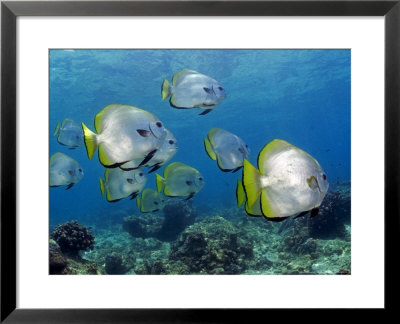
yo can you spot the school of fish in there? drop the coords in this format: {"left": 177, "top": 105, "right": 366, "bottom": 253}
{"left": 50, "top": 69, "right": 328, "bottom": 220}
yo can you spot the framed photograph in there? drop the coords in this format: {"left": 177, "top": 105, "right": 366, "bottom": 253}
{"left": 1, "top": 0, "right": 398, "bottom": 322}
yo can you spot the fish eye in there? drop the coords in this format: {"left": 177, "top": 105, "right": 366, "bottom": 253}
{"left": 322, "top": 174, "right": 327, "bottom": 180}
{"left": 245, "top": 144, "right": 248, "bottom": 148}
{"left": 156, "top": 122, "right": 163, "bottom": 128}
{"left": 78, "top": 168, "right": 82, "bottom": 172}
{"left": 168, "top": 139, "right": 174, "bottom": 145}
{"left": 139, "top": 172, "right": 144, "bottom": 177}
{"left": 199, "top": 177, "right": 203, "bottom": 181}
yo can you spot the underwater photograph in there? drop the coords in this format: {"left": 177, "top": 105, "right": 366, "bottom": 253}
{"left": 49, "top": 49, "right": 351, "bottom": 275}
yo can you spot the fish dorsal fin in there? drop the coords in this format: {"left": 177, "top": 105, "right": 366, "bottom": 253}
{"left": 94, "top": 104, "right": 144, "bottom": 133}
{"left": 207, "top": 128, "right": 222, "bottom": 147}
{"left": 204, "top": 138, "right": 217, "bottom": 161}
{"left": 172, "top": 69, "right": 197, "bottom": 85}
{"left": 236, "top": 179, "right": 246, "bottom": 207}
{"left": 61, "top": 118, "right": 74, "bottom": 128}
{"left": 163, "top": 162, "right": 187, "bottom": 178}
{"left": 257, "top": 139, "right": 292, "bottom": 172}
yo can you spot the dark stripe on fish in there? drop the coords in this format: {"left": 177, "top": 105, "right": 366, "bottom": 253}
{"left": 130, "top": 191, "right": 139, "bottom": 200}
{"left": 108, "top": 198, "right": 122, "bottom": 203}
{"left": 185, "top": 192, "right": 195, "bottom": 201}
{"left": 310, "top": 207, "right": 319, "bottom": 218}
{"left": 199, "top": 109, "right": 213, "bottom": 115}
{"left": 148, "top": 163, "right": 162, "bottom": 173}
{"left": 139, "top": 149, "right": 158, "bottom": 167}
{"left": 65, "top": 183, "right": 74, "bottom": 190}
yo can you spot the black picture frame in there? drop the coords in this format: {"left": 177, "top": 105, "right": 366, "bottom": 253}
{"left": 1, "top": 0, "right": 398, "bottom": 322}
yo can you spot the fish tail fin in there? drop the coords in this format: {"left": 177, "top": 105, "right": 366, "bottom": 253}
{"left": 204, "top": 138, "right": 217, "bottom": 160}
{"left": 236, "top": 179, "right": 246, "bottom": 207}
{"left": 242, "top": 159, "right": 262, "bottom": 208}
{"left": 136, "top": 196, "right": 141, "bottom": 209}
{"left": 161, "top": 79, "right": 171, "bottom": 100}
{"left": 53, "top": 122, "right": 60, "bottom": 136}
{"left": 81, "top": 122, "right": 98, "bottom": 160}
{"left": 156, "top": 173, "right": 165, "bottom": 193}
{"left": 99, "top": 178, "right": 105, "bottom": 197}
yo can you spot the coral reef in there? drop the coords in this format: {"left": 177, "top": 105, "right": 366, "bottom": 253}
{"left": 122, "top": 200, "right": 196, "bottom": 241}
{"left": 157, "top": 200, "right": 197, "bottom": 241}
{"left": 105, "top": 253, "right": 129, "bottom": 275}
{"left": 169, "top": 216, "right": 253, "bottom": 274}
{"left": 49, "top": 239, "right": 70, "bottom": 274}
{"left": 306, "top": 183, "right": 351, "bottom": 239}
{"left": 122, "top": 214, "right": 163, "bottom": 239}
{"left": 50, "top": 220, "right": 95, "bottom": 255}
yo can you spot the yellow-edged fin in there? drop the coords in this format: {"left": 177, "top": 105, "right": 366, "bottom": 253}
{"left": 172, "top": 69, "right": 192, "bottom": 85}
{"left": 236, "top": 179, "right": 246, "bottom": 207}
{"left": 53, "top": 122, "right": 60, "bottom": 136}
{"left": 245, "top": 201, "right": 262, "bottom": 217}
{"left": 161, "top": 79, "right": 171, "bottom": 100}
{"left": 204, "top": 138, "right": 216, "bottom": 160}
{"left": 156, "top": 174, "right": 165, "bottom": 193}
{"left": 258, "top": 139, "right": 292, "bottom": 171}
{"left": 104, "top": 169, "right": 110, "bottom": 182}
{"left": 260, "top": 189, "right": 278, "bottom": 219}
{"left": 164, "top": 186, "right": 172, "bottom": 197}
{"left": 99, "top": 178, "right": 105, "bottom": 197}
{"left": 106, "top": 188, "right": 113, "bottom": 202}
{"left": 242, "top": 159, "right": 262, "bottom": 208}
{"left": 136, "top": 196, "right": 141, "bottom": 208}
{"left": 207, "top": 128, "right": 220, "bottom": 147}
{"left": 81, "top": 122, "right": 98, "bottom": 160}
{"left": 164, "top": 162, "right": 183, "bottom": 179}
{"left": 98, "top": 144, "right": 114, "bottom": 167}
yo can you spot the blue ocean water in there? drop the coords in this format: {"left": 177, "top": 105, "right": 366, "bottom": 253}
{"left": 49, "top": 49, "right": 351, "bottom": 275}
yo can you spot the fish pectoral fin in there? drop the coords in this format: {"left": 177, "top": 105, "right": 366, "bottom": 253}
{"left": 139, "top": 149, "right": 157, "bottom": 167}
{"left": 137, "top": 129, "right": 151, "bottom": 137}
{"left": 199, "top": 109, "right": 212, "bottom": 115}
{"left": 310, "top": 207, "right": 319, "bottom": 218}
{"left": 185, "top": 192, "right": 195, "bottom": 200}
{"left": 65, "top": 183, "right": 74, "bottom": 190}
